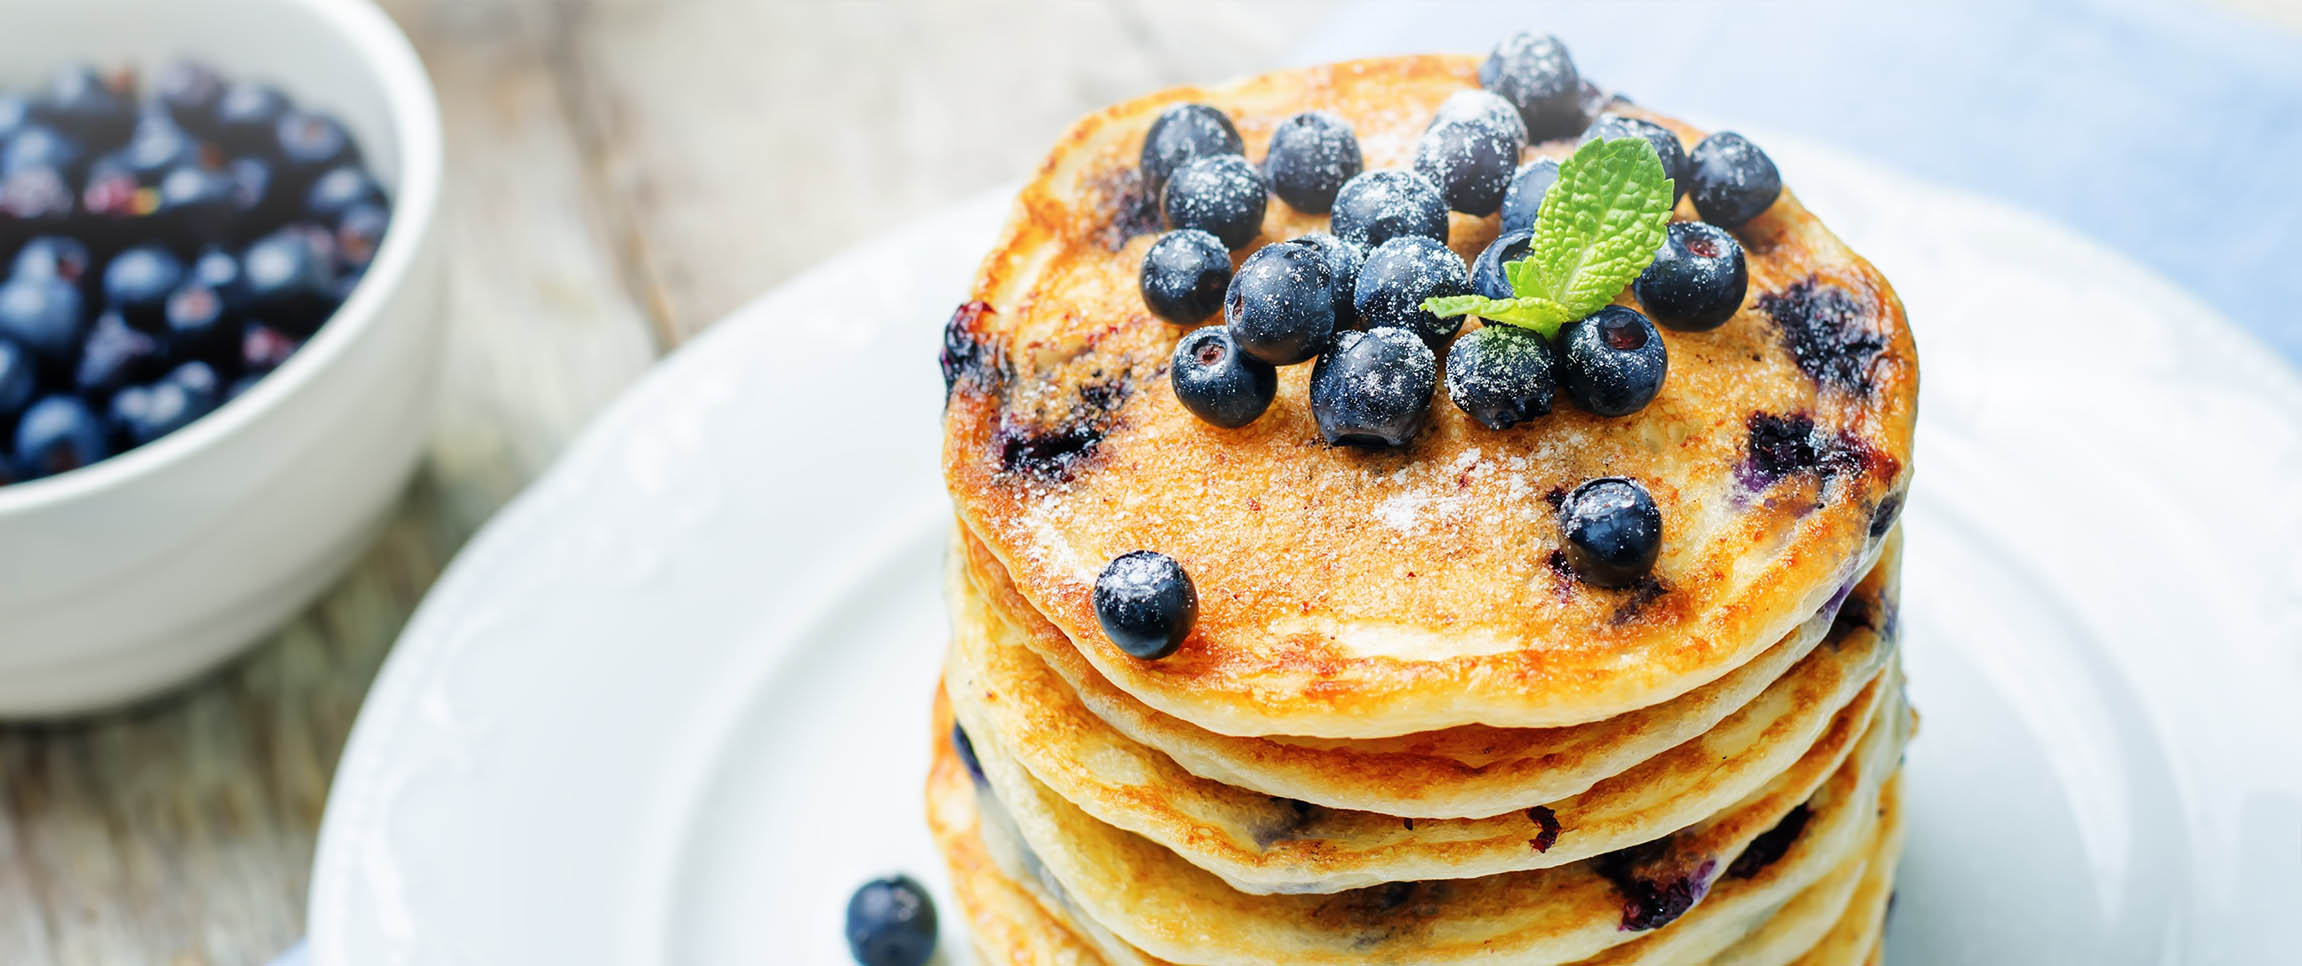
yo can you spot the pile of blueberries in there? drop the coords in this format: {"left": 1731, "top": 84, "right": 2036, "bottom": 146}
{"left": 0, "top": 61, "right": 389, "bottom": 486}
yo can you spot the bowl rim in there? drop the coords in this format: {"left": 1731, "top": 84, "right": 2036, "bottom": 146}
{"left": 0, "top": 0, "right": 445, "bottom": 517}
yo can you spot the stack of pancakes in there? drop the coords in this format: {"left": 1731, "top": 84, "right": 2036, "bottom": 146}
{"left": 931, "top": 54, "right": 1918, "bottom": 966}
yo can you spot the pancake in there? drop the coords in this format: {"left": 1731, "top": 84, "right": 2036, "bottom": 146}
{"left": 1707, "top": 774, "right": 1903, "bottom": 966}
{"left": 945, "top": 541, "right": 1899, "bottom": 893}
{"left": 956, "top": 527, "right": 1900, "bottom": 819}
{"left": 942, "top": 53, "right": 1918, "bottom": 738}
{"left": 1786, "top": 784, "right": 1904, "bottom": 966}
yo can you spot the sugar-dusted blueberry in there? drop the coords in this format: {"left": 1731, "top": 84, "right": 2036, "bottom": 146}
{"left": 1446, "top": 323, "right": 1556, "bottom": 430}
{"left": 1499, "top": 159, "right": 1559, "bottom": 235}
{"left": 1162, "top": 153, "right": 1266, "bottom": 250}
{"left": 1289, "top": 232, "right": 1361, "bottom": 325}
{"left": 242, "top": 228, "right": 337, "bottom": 334}
{"left": 1558, "top": 305, "right": 1668, "bottom": 417}
{"left": 1225, "top": 240, "right": 1334, "bottom": 365}
{"left": 1140, "top": 103, "right": 1243, "bottom": 191}
{"left": 1429, "top": 89, "right": 1528, "bottom": 150}
{"left": 845, "top": 875, "right": 937, "bottom": 966}
{"left": 1581, "top": 114, "right": 1688, "bottom": 203}
{"left": 104, "top": 245, "right": 187, "bottom": 332}
{"left": 0, "top": 338, "right": 32, "bottom": 418}
{"left": 1330, "top": 169, "right": 1448, "bottom": 250}
{"left": 1309, "top": 326, "right": 1437, "bottom": 447}
{"left": 1559, "top": 477, "right": 1663, "bottom": 587}
{"left": 1171, "top": 326, "right": 1276, "bottom": 428}
{"left": 1687, "top": 132, "right": 1781, "bottom": 228}
{"left": 1264, "top": 110, "right": 1362, "bottom": 214}
{"left": 151, "top": 61, "right": 226, "bottom": 134}
{"left": 0, "top": 274, "right": 87, "bottom": 367}
{"left": 215, "top": 82, "right": 291, "bottom": 156}
{"left": 1470, "top": 228, "right": 1533, "bottom": 300}
{"left": 12, "top": 395, "right": 109, "bottom": 480}
{"left": 1415, "top": 95, "right": 1525, "bottom": 217}
{"left": 1479, "top": 31, "right": 1585, "bottom": 139}
{"left": 37, "top": 65, "right": 133, "bottom": 144}
{"left": 74, "top": 309, "right": 164, "bottom": 398}
{"left": 1635, "top": 221, "right": 1747, "bottom": 331}
{"left": 1094, "top": 550, "right": 1198, "bottom": 660}
{"left": 12, "top": 236, "right": 91, "bottom": 284}
{"left": 1139, "top": 228, "right": 1231, "bottom": 325}
{"left": 1353, "top": 235, "right": 1470, "bottom": 349}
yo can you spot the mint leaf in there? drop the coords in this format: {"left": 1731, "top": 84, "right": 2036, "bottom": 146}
{"left": 1422, "top": 293, "right": 1572, "bottom": 330}
{"left": 1519, "top": 136, "right": 1673, "bottom": 320}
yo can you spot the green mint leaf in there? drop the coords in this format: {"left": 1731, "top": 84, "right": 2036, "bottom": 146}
{"left": 1420, "top": 293, "right": 1574, "bottom": 334}
{"left": 1510, "top": 136, "right": 1674, "bottom": 322}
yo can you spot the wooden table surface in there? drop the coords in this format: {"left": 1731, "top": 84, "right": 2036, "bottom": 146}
{"left": 2, "top": 1, "right": 2294, "bottom": 963}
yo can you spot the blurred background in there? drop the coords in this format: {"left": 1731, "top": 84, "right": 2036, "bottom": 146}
{"left": 0, "top": 0, "right": 2294, "bottom": 963}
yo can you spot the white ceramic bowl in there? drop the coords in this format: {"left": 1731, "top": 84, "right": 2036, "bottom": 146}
{"left": 0, "top": 0, "right": 443, "bottom": 717}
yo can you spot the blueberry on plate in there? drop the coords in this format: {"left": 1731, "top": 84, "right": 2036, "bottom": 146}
{"left": 1289, "top": 232, "right": 1361, "bottom": 325}
{"left": 1479, "top": 31, "right": 1586, "bottom": 139}
{"left": 1686, "top": 132, "right": 1781, "bottom": 228}
{"left": 74, "top": 309, "right": 164, "bottom": 398}
{"left": 1161, "top": 153, "right": 1266, "bottom": 250}
{"left": 1224, "top": 240, "right": 1334, "bottom": 365}
{"left": 1428, "top": 89, "right": 1528, "bottom": 150}
{"left": 1446, "top": 323, "right": 1556, "bottom": 430}
{"left": 104, "top": 246, "right": 187, "bottom": 332}
{"left": 1139, "top": 228, "right": 1232, "bottom": 325}
{"left": 1635, "top": 221, "right": 1747, "bottom": 331}
{"left": 1309, "top": 326, "right": 1437, "bottom": 447}
{"left": 1559, "top": 476, "right": 1663, "bottom": 588}
{"left": 242, "top": 228, "right": 337, "bottom": 334}
{"left": 216, "top": 82, "right": 291, "bottom": 155}
{"left": 12, "top": 236, "right": 92, "bottom": 284}
{"left": 1414, "top": 117, "right": 1520, "bottom": 217}
{"left": 1580, "top": 114, "right": 1689, "bottom": 203}
{"left": 1470, "top": 228, "right": 1533, "bottom": 300}
{"left": 1499, "top": 159, "right": 1559, "bottom": 235}
{"left": 1558, "top": 305, "right": 1668, "bottom": 417}
{"left": 845, "top": 875, "right": 937, "bottom": 966}
{"left": 1330, "top": 169, "right": 1448, "bottom": 250}
{"left": 1353, "top": 235, "right": 1470, "bottom": 349}
{"left": 1140, "top": 103, "right": 1243, "bottom": 191}
{"left": 1264, "top": 110, "right": 1362, "bottom": 214}
{"left": 1170, "top": 326, "right": 1276, "bottom": 428}
{"left": 0, "top": 338, "right": 33, "bottom": 418}
{"left": 12, "top": 395, "right": 109, "bottom": 480}
{"left": 37, "top": 65, "right": 133, "bottom": 144}
{"left": 151, "top": 61, "right": 226, "bottom": 134}
{"left": 1094, "top": 550, "right": 1198, "bottom": 660}
{"left": 0, "top": 274, "right": 88, "bottom": 367}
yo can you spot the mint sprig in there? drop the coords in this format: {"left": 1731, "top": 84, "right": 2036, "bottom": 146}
{"left": 1422, "top": 136, "right": 1674, "bottom": 337}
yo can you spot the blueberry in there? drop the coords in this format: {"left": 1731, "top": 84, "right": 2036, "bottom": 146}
{"left": 11, "top": 395, "right": 109, "bottom": 480}
{"left": 306, "top": 165, "right": 386, "bottom": 222}
{"left": 1161, "top": 154, "right": 1265, "bottom": 249}
{"left": 1093, "top": 550, "right": 1198, "bottom": 659}
{"left": 275, "top": 110, "right": 357, "bottom": 186}
{"left": 1500, "top": 159, "right": 1560, "bottom": 235}
{"left": 1480, "top": 32, "right": 1586, "bottom": 139}
{"left": 12, "top": 236, "right": 92, "bottom": 285}
{"left": 1446, "top": 323, "right": 1556, "bottom": 430}
{"left": 1139, "top": 229, "right": 1231, "bottom": 325}
{"left": 1309, "top": 326, "right": 1436, "bottom": 447}
{"left": 242, "top": 229, "right": 336, "bottom": 334}
{"left": 104, "top": 246, "right": 187, "bottom": 332}
{"left": 1470, "top": 228, "right": 1533, "bottom": 300}
{"left": 844, "top": 875, "right": 938, "bottom": 966}
{"left": 37, "top": 66, "right": 133, "bottom": 144}
{"left": 156, "top": 165, "right": 240, "bottom": 246}
{"left": 1170, "top": 326, "right": 1276, "bottom": 428}
{"left": 1224, "top": 241, "right": 1334, "bottom": 365}
{"left": 118, "top": 111, "right": 200, "bottom": 179}
{"left": 1687, "top": 132, "right": 1781, "bottom": 228}
{"left": 74, "top": 310, "right": 164, "bottom": 398}
{"left": 1330, "top": 169, "right": 1448, "bottom": 250}
{"left": 1353, "top": 235, "right": 1469, "bottom": 348}
{"left": 215, "top": 83, "right": 291, "bottom": 156}
{"left": 950, "top": 724, "right": 987, "bottom": 783}
{"left": 1581, "top": 114, "right": 1689, "bottom": 203}
{"left": 0, "top": 94, "right": 29, "bottom": 143}
{"left": 152, "top": 61, "right": 226, "bottom": 134}
{"left": 1428, "top": 89, "right": 1528, "bottom": 149}
{"left": 1635, "top": 221, "right": 1747, "bottom": 331}
{"left": 0, "top": 338, "right": 32, "bottom": 418}
{"left": 228, "top": 156, "right": 289, "bottom": 226}
{"left": 1559, "top": 477, "right": 1663, "bottom": 587}
{"left": 1264, "top": 111, "right": 1362, "bottom": 214}
{"left": 166, "top": 284, "right": 236, "bottom": 365}
{"left": 190, "top": 248, "right": 251, "bottom": 311}
{"left": 110, "top": 362, "right": 222, "bottom": 448}
{"left": 3, "top": 126, "right": 85, "bottom": 177}
{"left": 1289, "top": 232, "right": 1361, "bottom": 325}
{"left": 336, "top": 203, "right": 390, "bottom": 272}
{"left": 0, "top": 275, "right": 87, "bottom": 367}
{"left": 1558, "top": 305, "right": 1668, "bottom": 417}
{"left": 1140, "top": 103, "right": 1243, "bottom": 190}
{"left": 1415, "top": 99, "right": 1524, "bottom": 217}
{"left": 240, "top": 322, "right": 301, "bottom": 377}
{"left": 0, "top": 165, "right": 76, "bottom": 228}
{"left": 78, "top": 160, "right": 150, "bottom": 235}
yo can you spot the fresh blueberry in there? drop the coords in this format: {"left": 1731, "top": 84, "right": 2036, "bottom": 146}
{"left": 11, "top": 395, "right": 109, "bottom": 479}
{"left": 1224, "top": 241, "right": 1334, "bottom": 365}
{"left": 1479, "top": 32, "right": 1586, "bottom": 139}
{"left": 1093, "top": 550, "right": 1198, "bottom": 659}
{"left": 190, "top": 248, "right": 251, "bottom": 311}
{"left": 1170, "top": 326, "right": 1276, "bottom": 428}
{"left": 1330, "top": 169, "right": 1448, "bottom": 250}
{"left": 1308, "top": 326, "right": 1437, "bottom": 447}
{"left": 1140, "top": 103, "right": 1243, "bottom": 191}
{"left": 1687, "top": 132, "right": 1781, "bottom": 228}
{"left": 0, "top": 275, "right": 87, "bottom": 367}
{"left": 240, "top": 322, "right": 301, "bottom": 378}
{"left": 104, "top": 246, "right": 187, "bottom": 332}
{"left": 74, "top": 309, "right": 164, "bottom": 399}
{"left": 275, "top": 110, "right": 356, "bottom": 186}
{"left": 336, "top": 203, "right": 390, "bottom": 272}
{"left": 152, "top": 61, "right": 226, "bottom": 134}
{"left": 109, "top": 362, "right": 222, "bottom": 448}
{"left": 12, "top": 236, "right": 92, "bottom": 284}
{"left": 37, "top": 66, "right": 133, "bottom": 144}
{"left": 1558, "top": 305, "right": 1668, "bottom": 417}
{"left": 228, "top": 156, "right": 290, "bottom": 226}
{"left": 242, "top": 228, "right": 336, "bottom": 334}
{"left": 1581, "top": 114, "right": 1689, "bottom": 203}
{"left": 1470, "top": 228, "right": 1533, "bottom": 300}
{"left": 844, "top": 875, "right": 938, "bottom": 966}
{"left": 1500, "top": 159, "right": 1560, "bottom": 235}
{"left": 950, "top": 724, "right": 987, "bottom": 783}
{"left": 215, "top": 83, "right": 291, "bottom": 156}
{"left": 0, "top": 338, "right": 32, "bottom": 418}
{"left": 1635, "top": 221, "right": 1747, "bottom": 331}
{"left": 1415, "top": 99, "right": 1525, "bottom": 217}
{"left": 2, "top": 125, "right": 85, "bottom": 177}
{"left": 156, "top": 164, "right": 240, "bottom": 246}
{"left": 1559, "top": 477, "right": 1663, "bottom": 587}
{"left": 1353, "top": 235, "right": 1469, "bottom": 348}
{"left": 78, "top": 159, "right": 151, "bottom": 236}
{"left": 1264, "top": 111, "right": 1362, "bottom": 214}
{"left": 1289, "top": 232, "right": 1361, "bottom": 325}
{"left": 0, "top": 165, "right": 76, "bottom": 228}
{"left": 1139, "top": 228, "right": 1231, "bottom": 325}
{"left": 118, "top": 111, "right": 200, "bottom": 179}
{"left": 1162, "top": 154, "right": 1266, "bottom": 250}
{"left": 0, "top": 93, "right": 29, "bottom": 143}
{"left": 306, "top": 165, "right": 385, "bottom": 222}
{"left": 1428, "top": 89, "right": 1528, "bottom": 150}
{"left": 166, "top": 284, "right": 236, "bottom": 365}
{"left": 1446, "top": 323, "right": 1556, "bottom": 430}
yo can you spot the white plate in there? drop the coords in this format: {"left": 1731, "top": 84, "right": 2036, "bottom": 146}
{"left": 308, "top": 139, "right": 2302, "bottom": 966}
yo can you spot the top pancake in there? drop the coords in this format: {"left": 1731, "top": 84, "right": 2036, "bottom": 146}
{"left": 942, "top": 54, "right": 1917, "bottom": 738}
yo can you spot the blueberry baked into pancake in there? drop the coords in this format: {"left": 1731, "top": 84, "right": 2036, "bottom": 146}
{"left": 928, "top": 28, "right": 1917, "bottom": 966}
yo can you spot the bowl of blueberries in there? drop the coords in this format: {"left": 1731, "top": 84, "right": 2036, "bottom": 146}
{"left": 0, "top": 0, "right": 443, "bottom": 716}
